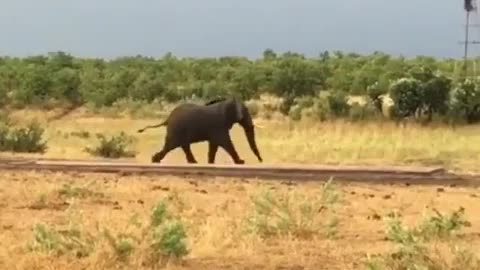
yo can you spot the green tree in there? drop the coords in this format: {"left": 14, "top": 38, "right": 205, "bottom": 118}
{"left": 51, "top": 68, "right": 82, "bottom": 105}
{"left": 389, "top": 77, "right": 423, "bottom": 118}
{"left": 449, "top": 78, "right": 480, "bottom": 123}
{"left": 15, "top": 65, "right": 53, "bottom": 105}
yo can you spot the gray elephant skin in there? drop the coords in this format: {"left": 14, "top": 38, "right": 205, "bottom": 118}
{"left": 137, "top": 98, "right": 263, "bottom": 164}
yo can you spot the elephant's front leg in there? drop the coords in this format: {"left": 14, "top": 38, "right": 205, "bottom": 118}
{"left": 217, "top": 133, "right": 244, "bottom": 165}
{"left": 208, "top": 142, "right": 218, "bottom": 164}
{"left": 181, "top": 145, "right": 197, "bottom": 164}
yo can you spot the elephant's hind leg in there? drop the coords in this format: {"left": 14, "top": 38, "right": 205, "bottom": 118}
{"left": 152, "top": 139, "right": 177, "bottom": 163}
{"left": 181, "top": 145, "right": 197, "bottom": 164}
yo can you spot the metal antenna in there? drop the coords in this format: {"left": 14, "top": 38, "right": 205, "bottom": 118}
{"left": 460, "top": 0, "right": 479, "bottom": 77}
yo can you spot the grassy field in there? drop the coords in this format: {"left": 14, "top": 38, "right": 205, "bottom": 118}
{"left": 3, "top": 108, "right": 480, "bottom": 173}
{"left": 1, "top": 171, "right": 480, "bottom": 269}
{"left": 2, "top": 109, "right": 480, "bottom": 269}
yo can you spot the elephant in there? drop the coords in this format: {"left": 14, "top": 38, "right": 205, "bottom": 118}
{"left": 137, "top": 97, "right": 263, "bottom": 164}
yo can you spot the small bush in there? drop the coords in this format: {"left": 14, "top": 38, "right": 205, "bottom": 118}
{"left": 85, "top": 132, "right": 136, "bottom": 158}
{"left": 279, "top": 95, "right": 295, "bottom": 115}
{"left": 0, "top": 122, "right": 10, "bottom": 150}
{"left": 365, "top": 207, "right": 476, "bottom": 270}
{"left": 151, "top": 200, "right": 169, "bottom": 227}
{"left": 103, "top": 228, "right": 136, "bottom": 262}
{"left": 26, "top": 192, "right": 190, "bottom": 265}
{"left": 287, "top": 96, "right": 315, "bottom": 121}
{"left": 448, "top": 78, "right": 480, "bottom": 124}
{"left": 389, "top": 77, "right": 423, "bottom": 119}
{"left": 151, "top": 220, "right": 188, "bottom": 259}
{"left": 147, "top": 200, "right": 189, "bottom": 263}
{"left": 245, "top": 178, "right": 342, "bottom": 239}
{"left": 419, "top": 207, "right": 470, "bottom": 240}
{"left": 348, "top": 102, "right": 379, "bottom": 122}
{"left": 288, "top": 104, "right": 303, "bottom": 121}
{"left": 326, "top": 91, "right": 349, "bottom": 117}
{"left": 0, "top": 120, "right": 47, "bottom": 153}
{"left": 312, "top": 96, "right": 332, "bottom": 121}
{"left": 384, "top": 207, "right": 468, "bottom": 244}
{"left": 294, "top": 95, "right": 315, "bottom": 108}
{"left": 421, "top": 73, "right": 452, "bottom": 120}
{"left": 30, "top": 223, "right": 95, "bottom": 258}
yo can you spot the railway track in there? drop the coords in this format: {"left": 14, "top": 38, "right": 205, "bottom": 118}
{"left": 0, "top": 157, "right": 479, "bottom": 187}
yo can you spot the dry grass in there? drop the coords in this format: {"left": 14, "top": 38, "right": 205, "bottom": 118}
{"left": 1, "top": 171, "right": 480, "bottom": 269}
{"left": 3, "top": 109, "right": 480, "bottom": 173}
{"left": 2, "top": 108, "right": 480, "bottom": 269}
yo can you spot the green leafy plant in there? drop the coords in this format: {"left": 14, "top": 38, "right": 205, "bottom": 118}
{"left": 103, "top": 228, "right": 136, "bottom": 262}
{"left": 146, "top": 200, "right": 189, "bottom": 264}
{"left": 245, "top": 178, "right": 342, "bottom": 239}
{"left": 85, "top": 132, "right": 136, "bottom": 158}
{"left": 389, "top": 77, "right": 423, "bottom": 119}
{"left": 150, "top": 220, "right": 189, "bottom": 259}
{"left": 448, "top": 78, "right": 480, "bottom": 124}
{"left": 0, "top": 120, "right": 47, "bottom": 153}
{"left": 365, "top": 207, "right": 476, "bottom": 270}
{"left": 29, "top": 222, "right": 95, "bottom": 258}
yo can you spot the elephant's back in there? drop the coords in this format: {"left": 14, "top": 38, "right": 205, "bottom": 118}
{"left": 166, "top": 103, "right": 215, "bottom": 130}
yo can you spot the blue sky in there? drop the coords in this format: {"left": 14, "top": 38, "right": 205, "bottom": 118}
{"left": 0, "top": 0, "right": 474, "bottom": 59}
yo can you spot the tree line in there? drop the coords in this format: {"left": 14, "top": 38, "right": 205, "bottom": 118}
{"left": 0, "top": 50, "right": 479, "bottom": 124}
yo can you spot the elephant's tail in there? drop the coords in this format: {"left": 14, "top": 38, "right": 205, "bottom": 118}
{"left": 137, "top": 120, "right": 168, "bottom": 133}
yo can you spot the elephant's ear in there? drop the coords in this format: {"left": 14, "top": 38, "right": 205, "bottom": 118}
{"left": 235, "top": 100, "right": 244, "bottom": 121}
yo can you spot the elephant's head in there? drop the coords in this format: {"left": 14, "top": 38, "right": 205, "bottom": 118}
{"left": 224, "top": 98, "right": 263, "bottom": 163}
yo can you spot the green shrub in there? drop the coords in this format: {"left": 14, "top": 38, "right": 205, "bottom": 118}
{"left": 365, "top": 207, "right": 475, "bottom": 270}
{"left": 85, "top": 132, "right": 136, "bottom": 158}
{"left": 348, "top": 102, "right": 379, "bottom": 122}
{"left": 103, "top": 228, "right": 136, "bottom": 262}
{"left": 288, "top": 104, "right": 303, "bottom": 121}
{"left": 279, "top": 95, "right": 295, "bottom": 115}
{"left": 448, "top": 78, "right": 480, "bottom": 124}
{"left": 2, "top": 51, "right": 480, "bottom": 126}
{"left": 389, "top": 77, "right": 423, "bottom": 118}
{"left": 0, "top": 120, "right": 47, "bottom": 153}
{"left": 311, "top": 96, "right": 331, "bottom": 121}
{"left": 27, "top": 194, "right": 190, "bottom": 265}
{"left": 245, "top": 178, "right": 342, "bottom": 239}
{"left": 0, "top": 122, "right": 10, "bottom": 150}
{"left": 30, "top": 223, "right": 95, "bottom": 258}
{"left": 326, "top": 91, "right": 349, "bottom": 117}
{"left": 421, "top": 73, "right": 452, "bottom": 119}
{"left": 151, "top": 220, "right": 188, "bottom": 259}
{"left": 7, "top": 121, "right": 48, "bottom": 153}
{"left": 148, "top": 200, "right": 189, "bottom": 261}
{"left": 294, "top": 95, "right": 315, "bottom": 108}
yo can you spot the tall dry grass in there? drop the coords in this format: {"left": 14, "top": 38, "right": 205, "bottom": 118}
{"left": 3, "top": 108, "right": 480, "bottom": 172}
{"left": 2, "top": 171, "right": 480, "bottom": 269}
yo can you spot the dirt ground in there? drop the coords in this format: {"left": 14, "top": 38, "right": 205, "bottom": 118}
{"left": 1, "top": 170, "right": 480, "bottom": 270}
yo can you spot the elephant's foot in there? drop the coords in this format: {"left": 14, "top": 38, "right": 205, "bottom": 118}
{"left": 187, "top": 159, "right": 198, "bottom": 164}
{"left": 234, "top": 159, "right": 245, "bottom": 165}
{"left": 151, "top": 153, "right": 163, "bottom": 163}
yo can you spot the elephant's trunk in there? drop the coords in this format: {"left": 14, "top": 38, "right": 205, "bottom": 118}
{"left": 243, "top": 125, "right": 262, "bottom": 162}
